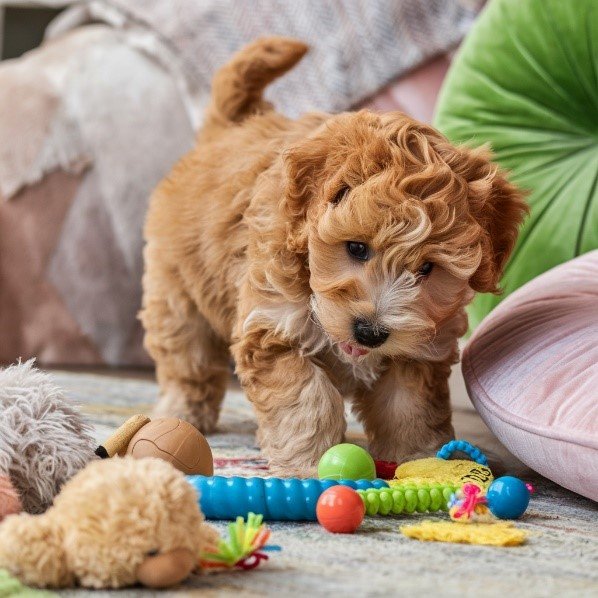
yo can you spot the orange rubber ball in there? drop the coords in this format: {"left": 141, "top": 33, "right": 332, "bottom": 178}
{"left": 316, "top": 486, "right": 365, "bottom": 533}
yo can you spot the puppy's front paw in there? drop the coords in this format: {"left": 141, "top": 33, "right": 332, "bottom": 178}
{"left": 267, "top": 461, "right": 318, "bottom": 479}
{"left": 258, "top": 441, "right": 317, "bottom": 478}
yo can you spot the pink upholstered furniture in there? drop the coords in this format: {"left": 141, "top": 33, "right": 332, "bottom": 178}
{"left": 463, "top": 251, "right": 598, "bottom": 501}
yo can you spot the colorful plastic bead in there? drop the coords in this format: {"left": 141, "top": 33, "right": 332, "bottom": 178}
{"left": 486, "top": 476, "right": 531, "bottom": 519}
{"left": 374, "top": 460, "right": 398, "bottom": 480}
{"left": 316, "top": 486, "right": 365, "bottom": 533}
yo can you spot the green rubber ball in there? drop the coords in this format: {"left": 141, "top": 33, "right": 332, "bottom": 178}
{"left": 318, "top": 443, "right": 376, "bottom": 481}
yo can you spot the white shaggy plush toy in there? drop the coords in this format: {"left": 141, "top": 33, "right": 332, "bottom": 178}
{"left": 0, "top": 360, "right": 96, "bottom": 518}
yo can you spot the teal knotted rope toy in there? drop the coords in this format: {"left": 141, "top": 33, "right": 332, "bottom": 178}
{"left": 436, "top": 440, "right": 488, "bottom": 466}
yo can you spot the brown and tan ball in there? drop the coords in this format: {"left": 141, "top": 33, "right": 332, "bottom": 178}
{"left": 126, "top": 417, "right": 213, "bottom": 476}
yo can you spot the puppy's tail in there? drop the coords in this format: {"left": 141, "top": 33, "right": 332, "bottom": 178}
{"left": 204, "top": 37, "right": 308, "bottom": 129}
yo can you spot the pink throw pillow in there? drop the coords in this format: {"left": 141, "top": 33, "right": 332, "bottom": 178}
{"left": 462, "top": 251, "right": 598, "bottom": 501}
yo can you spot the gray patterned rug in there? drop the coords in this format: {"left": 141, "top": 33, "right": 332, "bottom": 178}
{"left": 51, "top": 370, "right": 598, "bottom": 597}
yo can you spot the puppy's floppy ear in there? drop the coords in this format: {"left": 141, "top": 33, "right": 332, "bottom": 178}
{"left": 282, "top": 132, "right": 329, "bottom": 253}
{"left": 446, "top": 145, "right": 528, "bottom": 293}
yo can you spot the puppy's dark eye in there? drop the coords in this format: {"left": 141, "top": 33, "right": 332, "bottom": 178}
{"left": 418, "top": 262, "right": 434, "bottom": 277}
{"left": 332, "top": 185, "right": 350, "bottom": 205}
{"left": 347, "top": 241, "right": 370, "bottom": 261}
{"left": 146, "top": 549, "right": 160, "bottom": 557}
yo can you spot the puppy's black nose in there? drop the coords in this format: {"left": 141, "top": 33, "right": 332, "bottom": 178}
{"left": 352, "top": 318, "right": 390, "bottom": 348}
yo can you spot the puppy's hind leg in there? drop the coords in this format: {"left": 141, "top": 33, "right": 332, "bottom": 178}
{"left": 140, "top": 256, "right": 229, "bottom": 434}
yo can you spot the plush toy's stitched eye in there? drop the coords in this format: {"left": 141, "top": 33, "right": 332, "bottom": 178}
{"left": 146, "top": 549, "right": 160, "bottom": 557}
{"left": 347, "top": 241, "right": 370, "bottom": 261}
{"left": 332, "top": 185, "right": 350, "bottom": 205}
{"left": 418, "top": 262, "right": 434, "bottom": 277}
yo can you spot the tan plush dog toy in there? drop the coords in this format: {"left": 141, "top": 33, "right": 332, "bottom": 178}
{"left": 0, "top": 457, "right": 218, "bottom": 589}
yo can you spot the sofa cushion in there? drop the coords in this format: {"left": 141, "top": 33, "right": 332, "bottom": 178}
{"left": 462, "top": 251, "right": 598, "bottom": 501}
{"left": 435, "top": 0, "right": 598, "bottom": 330}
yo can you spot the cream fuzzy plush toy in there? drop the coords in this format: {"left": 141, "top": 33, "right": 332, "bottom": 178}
{"left": 0, "top": 457, "right": 219, "bottom": 589}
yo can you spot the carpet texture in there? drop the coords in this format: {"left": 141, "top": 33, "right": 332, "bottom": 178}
{"left": 50, "top": 370, "right": 598, "bottom": 597}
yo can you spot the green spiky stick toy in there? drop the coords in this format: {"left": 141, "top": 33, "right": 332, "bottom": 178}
{"left": 357, "top": 483, "right": 459, "bottom": 516}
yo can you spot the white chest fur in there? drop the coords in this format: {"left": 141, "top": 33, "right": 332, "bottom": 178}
{"left": 243, "top": 301, "right": 384, "bottom": 389}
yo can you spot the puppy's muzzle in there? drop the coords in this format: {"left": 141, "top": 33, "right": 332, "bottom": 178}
{"left": 352, "top": 318, "right": 390, "bottom": 348}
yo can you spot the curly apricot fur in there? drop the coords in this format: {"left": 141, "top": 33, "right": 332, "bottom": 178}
{"left": 141, "top": 37, "right": 527, "bottom": 475}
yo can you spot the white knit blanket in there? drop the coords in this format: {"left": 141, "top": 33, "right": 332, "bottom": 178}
{"left": 49, "top": 0, "right": 480, "bottom": 125}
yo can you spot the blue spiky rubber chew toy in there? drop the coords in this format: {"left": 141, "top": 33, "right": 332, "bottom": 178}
{"left": 188, "top": 476, "right": 387, "bottom": 521}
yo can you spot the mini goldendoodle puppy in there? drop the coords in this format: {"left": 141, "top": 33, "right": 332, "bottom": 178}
{"left": 141, "top": 37, "right": 527, "bottom": 476}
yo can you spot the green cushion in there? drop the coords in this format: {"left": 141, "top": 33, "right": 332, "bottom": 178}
{"left": 435, "top": 0, "right": 598, "bottom": 330}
